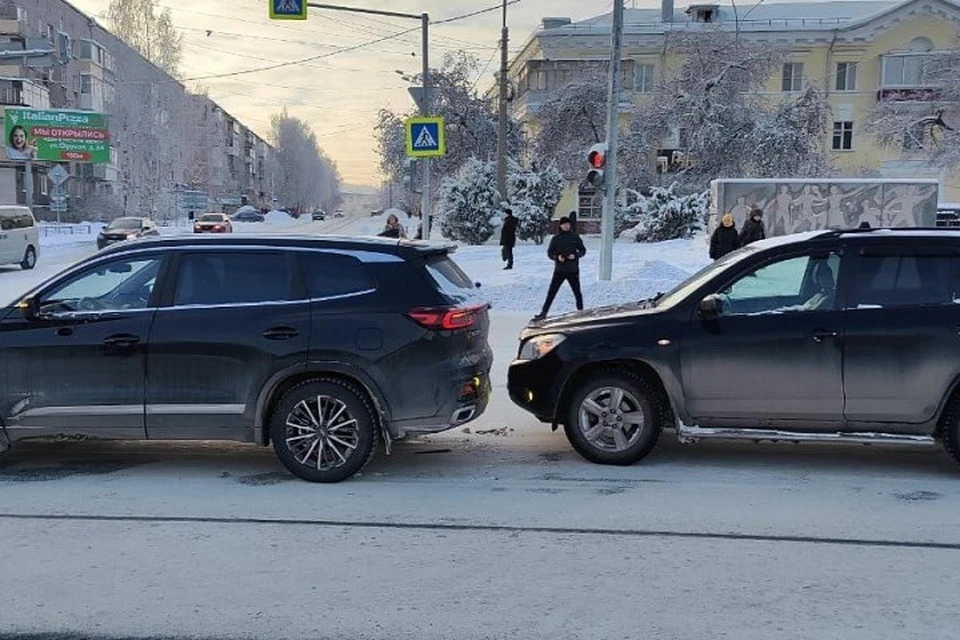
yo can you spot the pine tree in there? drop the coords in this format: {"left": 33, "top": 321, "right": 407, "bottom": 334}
{"left": 507, "top": 160, "right": 564, "bottom": 244}
{"left": 438, "top": 159, "right": 500, "bottom": 245}
{"left": 626, "top": 183, "right": 708, "bottom": 242}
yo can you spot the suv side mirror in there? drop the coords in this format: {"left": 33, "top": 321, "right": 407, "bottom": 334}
{"left": 699, "top": 294, "right": 724, "bottom": 318}
{"left": 17, "top": 296, "right": 39, "bottom": 321}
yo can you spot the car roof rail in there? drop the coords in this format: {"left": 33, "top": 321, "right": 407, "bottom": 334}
{"left": 819, "top": 226, "right": 960, "bottom": 237}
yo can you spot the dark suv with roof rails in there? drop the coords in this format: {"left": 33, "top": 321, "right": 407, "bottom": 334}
{"left": 509, "top": 227, "right": 960, "bottom": 470}
{"left": 0, "top": 234, "right": 493, "bottom": 482}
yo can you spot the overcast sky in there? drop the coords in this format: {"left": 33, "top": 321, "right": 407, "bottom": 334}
{"left": 68, "top": 0, "right": 606, "bottom": 186}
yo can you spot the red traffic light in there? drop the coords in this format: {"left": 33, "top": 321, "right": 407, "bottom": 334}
{"left": 586, "top": 143, "right": 607, "bottom": 169}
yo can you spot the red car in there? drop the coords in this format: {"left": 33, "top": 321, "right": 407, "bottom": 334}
{"left": 193, "top": 213, "right": 233, "bottom": 233}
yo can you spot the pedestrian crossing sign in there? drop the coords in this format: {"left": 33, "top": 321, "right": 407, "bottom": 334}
{"left": 405, "top": 116, "right": 446, "bottom": 158}
{"left": 269, "top": 0, "right": 307, "bottom": 20}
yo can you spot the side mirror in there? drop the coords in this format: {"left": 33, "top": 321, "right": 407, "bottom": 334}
{"left": 17, "top": 296, "right": 39, "bottom": 321}
{"left": 699, "top": 294, "right": 723, "bottom": 318}
{"left": 475, "top": 282, "right": 482, "bottom": 288}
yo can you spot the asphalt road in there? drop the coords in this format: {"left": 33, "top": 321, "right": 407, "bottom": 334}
{"left": 2, "top": 238, "right": 960, "bottom": 639}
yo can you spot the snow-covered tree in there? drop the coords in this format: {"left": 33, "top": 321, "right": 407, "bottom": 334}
{"left": 507, "top": 159, "right": 565, "bottom": 244}
{"left": 625, "top": 183, "right": 707, "bottom": 242}
{"left": 868, "top": 35, "right": 960, "bottom": 168}
{"left": 752, "top": 85, "right": 833, "bottom": 178}
{"left": 272, "top": 109, "right": 342, "bottom": 212}
{"left": 106, "top": 0, "right": 183, "bottom": 78}
{"left": 532, "top": 70, "right": 608, "bottom": 180}
{"left": 375, "top": 53, "right": 525, "bottom": 191}
{"left": 438, "top": 158, "right": 500, "bottom": 245}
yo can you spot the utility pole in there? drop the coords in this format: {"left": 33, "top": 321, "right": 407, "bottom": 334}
{"left": 599, "top": 0, "right": 624, "bottom": 281}
{"left": 420, "top": 12, "right": 432, "bottom": 240}
{"left": 495, "top": 0, "right": 508, "bottom": 199}
{"left": 305, "top": 4, "right": 431, "bottom": 237}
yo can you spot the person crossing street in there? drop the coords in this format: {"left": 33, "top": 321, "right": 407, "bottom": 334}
{"left": 532, "top": 216, "right": 586, "bottom": 322}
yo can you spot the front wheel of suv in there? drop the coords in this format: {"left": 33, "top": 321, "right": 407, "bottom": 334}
{"left": 270, "top": 378, "right": 378, "bottom": 482}
{"left": 564, "top": 371, "right": 663, "bottom": 466}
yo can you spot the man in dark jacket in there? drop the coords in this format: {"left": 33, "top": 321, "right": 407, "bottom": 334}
{"left": 532, "top": 216, "right": 587, "bottom": 321}
{"left": 500, "top": 208, "right": 518, "bottom": 270}
{"left": 709, "top": 213, "right": 740, "bottom": 260}
{"left": 739, "top": 208, "right": 766, "bottom": 246}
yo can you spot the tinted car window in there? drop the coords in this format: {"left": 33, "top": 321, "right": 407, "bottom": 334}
{"left": 174, "top": 252, "right": 298, "bottom": 306}
{"left": 199, "top": 214, "right": 224, "bottom": 222}
{"left": 108, "top": 218, "right": 141, "bottom": 230}
{"left": 300, "top": 252, "right": 374, "bottom": 299}
{"left": 852, "top": 254, "right": 957, "bottom": 307}
{"left": 424, "top": 255, "right": 479, "bottom": 304}
{"left": 17, "top": 212, "right": 34, "bottom": 228}
{"left": 0, "top": 210, "right": 17, "bottom": 230}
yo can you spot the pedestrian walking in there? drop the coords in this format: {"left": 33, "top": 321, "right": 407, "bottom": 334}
{"left": 709, "top": 213, "right": 740, "bottom": 260}
{"left": 532, "top": 216, "right": 586, "bottom": 322}
{"left": 500, "top": 208, "right": 518, "bottom": 270}
{"left": 739, "top": 208, "right": 766, "bottom": 246}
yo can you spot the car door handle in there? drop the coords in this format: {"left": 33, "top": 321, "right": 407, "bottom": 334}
{"left": 263, "top": 327, "right": 300, "bottom": 341}
{"left": 56, "top": 327, "right": 73, "bottom": 337}
{"left": 812, "top": 330, "right": 839, "bottom": 343}
{"left": 103, "top": 333, "right": 141, "bottom": 348}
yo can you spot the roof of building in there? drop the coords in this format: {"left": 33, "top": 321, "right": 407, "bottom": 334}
{"left": 542, "top": 0, "right": 957, "bottom": 34}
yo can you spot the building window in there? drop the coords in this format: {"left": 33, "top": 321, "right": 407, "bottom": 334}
{"left": 80, "top": 73, "right": 91, "bottom": 94}
{"left": 832, "top": 121, "right": 854, "bottom": 150}
{"left": 531, "top": 70, "right": 547, "bottom": 91}
{"left": 57, "top": 32, "right": 71, "bottom": 64}
{"left": 882, "top": 54, "right": 933, "bottom": 88}
{"left": 835, "top": 62, "right": 857, "bottom": 91}
{"left": 781, "top": 62, "right": 803, "bottom": 92}
{"left": 636, "top": 64, "right": 654, "bottom": 93}
{"left": 903, "top": 123, "right": 926, "bottom": 150}
{"left": 578, "top": 189, "right": 603, "bottom": 221}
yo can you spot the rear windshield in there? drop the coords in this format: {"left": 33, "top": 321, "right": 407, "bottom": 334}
{"left": 107, "top": 218, "right": 141, "bottom": 230}
{"left": 425, "top": 255, "right": 479, "bottom": 304}
{"left": 200, "top": 214, "right": 223, "bottom": 222}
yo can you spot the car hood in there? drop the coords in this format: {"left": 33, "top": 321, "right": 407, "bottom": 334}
{"left": 520, "top": 300, "right": 663, "bottom": 339}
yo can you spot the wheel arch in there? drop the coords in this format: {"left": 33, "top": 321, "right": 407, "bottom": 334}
{"left": 554, "top": 359, "right": 675, "bottom": 430}
{"left": 255, "top": 363, "right": 390, "bottom": 446}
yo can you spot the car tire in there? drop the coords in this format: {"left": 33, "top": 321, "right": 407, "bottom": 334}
{"left": 940, "top": 393, "right": 960, "bottom": 468}
{"left": 564, "top": 370, "right": 663, "bottom": 466}
{"left": 270, "top": 378, "right": 378, "bottom": 483}
{"left": 20, "top": 246, "right": 36, "bottom": 270}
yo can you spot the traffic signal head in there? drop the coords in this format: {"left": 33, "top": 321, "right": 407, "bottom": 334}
{"left": 586, "top": 143, "right": 607, "bottom": 187}
{"left": 403, "top": 158, "right": 419, "bottom": 192}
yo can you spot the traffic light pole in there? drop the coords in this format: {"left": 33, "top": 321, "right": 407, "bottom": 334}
{"left": 307, "top": 3, "right": 432, "bottom": 238}
{"left": 495, "top": 0, "right": 509, "bottom": 199}
{"left": 599, "top": 0, "right": 625, "bottom": 281}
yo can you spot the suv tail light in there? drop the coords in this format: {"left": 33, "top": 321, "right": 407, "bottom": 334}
{"left": 407, "top": 304, "right": 488, "bottom": 331}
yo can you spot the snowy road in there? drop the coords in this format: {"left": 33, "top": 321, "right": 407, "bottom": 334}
{"left": 2, "top": 220, "right": 959, "bottom": 639}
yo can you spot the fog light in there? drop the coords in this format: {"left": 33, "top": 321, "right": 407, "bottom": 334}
{"left": 525, "top": 390, "right": 534, "bottom": 403}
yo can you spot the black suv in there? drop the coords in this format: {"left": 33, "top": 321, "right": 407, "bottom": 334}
{"left": 509, "top": 229, "right": 960, "bottom": 469}
{"left": 0, "top": 235, "right": 492, "bottom": 482}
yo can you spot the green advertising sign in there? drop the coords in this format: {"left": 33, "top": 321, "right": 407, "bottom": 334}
{"left": 3, "top": 108, "right": 110, "bottom": 164}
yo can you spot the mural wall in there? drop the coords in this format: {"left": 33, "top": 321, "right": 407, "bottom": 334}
{"left": 713, "top": 181, "right": 939, "bottom": 236}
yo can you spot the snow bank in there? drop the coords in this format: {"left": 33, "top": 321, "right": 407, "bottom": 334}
{"left": 264, "top": 210, "right": 299, "bottom": 226}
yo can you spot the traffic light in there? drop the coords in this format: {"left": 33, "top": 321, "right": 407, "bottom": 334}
{"left": 586, "top": 143, "right": 607, "bottom": 187}
{"left": 403, "top": 158, "right": 420, "bottom": 193}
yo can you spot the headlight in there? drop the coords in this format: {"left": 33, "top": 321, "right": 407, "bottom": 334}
{"left": 127, "top": 233, "right": 138, "bottom": 239}
{"left": 518, "top": 334, "right": 566, "bottom": 361}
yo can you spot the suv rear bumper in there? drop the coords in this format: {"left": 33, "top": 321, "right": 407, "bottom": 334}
{"left": 387, "top": 369, "right": 492, "bottom": 439}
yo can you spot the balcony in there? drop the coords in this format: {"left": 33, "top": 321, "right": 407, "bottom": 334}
{"left": 877, "top": 53, "right": 944, "bottom": 102}
{"left": 0, "top": 78, "right": 50, "bottom": 107}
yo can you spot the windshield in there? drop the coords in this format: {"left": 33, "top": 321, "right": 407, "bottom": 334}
{"left": 200, "top": 214, "right": 223, "bottom": 222}
{"left": 655, "top": 245, "right": 761, "bottom": 309}
{"left": 107, "top": 218, "right": 141, "bottom": 230}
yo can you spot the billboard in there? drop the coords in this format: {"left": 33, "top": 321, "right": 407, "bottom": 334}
{"left": 3, "top": 107, "right": 110, "bottom": 164}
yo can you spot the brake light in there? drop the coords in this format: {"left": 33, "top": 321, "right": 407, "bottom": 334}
{"left": 407, "top": 304, "right": 487, "bottom": 331}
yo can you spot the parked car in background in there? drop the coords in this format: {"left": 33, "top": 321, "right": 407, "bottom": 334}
{"left": 231, "top": 206, "right": 264, "bottom": 223}
{"left": 97, "top": 217, "right": 160, "bottom": 250}
{"left": 509, "top": 228, "right": 960, "bottom": 471}
{"left": 0, "top": 234, "right": 493, "bottom": 482}
{"left": 193, "top": 213, "right": 233, "bottom": 233}
{"left": 0, "top": 205, "right": 38, "bottom": 270}
{"left": 312, "top": 209, "right": 326, "bottom": 221}
{"left": 334, "top": 209, "right": 345, "bottom": 218}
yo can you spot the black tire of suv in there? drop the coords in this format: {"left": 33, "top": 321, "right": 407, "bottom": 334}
{"left": 20, "top": 246, "right": 36, "bottom": 270}
{"left": 270, "top": 378, "right": 378, "bottom": 483}
{"left": 564, "top": 370, "right": 663, "bottom": 466}
{"left": 940, "top": 393, "right": 960, "bottom": 468}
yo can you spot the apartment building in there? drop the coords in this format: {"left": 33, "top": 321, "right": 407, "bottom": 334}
{"left": 0, "top": 0, "right": 275, "bottom": 220}
{"left": 506, "top": 0, "right": 960, "bottom": 224}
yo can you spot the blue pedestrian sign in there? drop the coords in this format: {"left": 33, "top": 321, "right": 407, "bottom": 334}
{"left": 269, "top": 0, "right": 307, "bottom": 20}
{"left": 405, "top": 116, "right": 446, "bottom": 158}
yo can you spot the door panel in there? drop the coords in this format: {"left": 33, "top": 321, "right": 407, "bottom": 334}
{"left": 145, "top": 251, "right": 310, "bottom": 439}
{"left": 680, "top": 251, "right": 846, "bottom": 427}
{"left": 843, "top": 251, "right": 960, "bottom": 426}
{"left": 0, "top": 255, "right": 164, "bottom": 437}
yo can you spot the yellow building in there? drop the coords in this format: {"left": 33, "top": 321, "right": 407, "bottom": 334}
{"left": 506, "top": 0, "right": 960, "bottom": 229}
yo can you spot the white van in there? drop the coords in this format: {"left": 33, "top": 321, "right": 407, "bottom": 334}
{"left": 0, "top": 205, "right": 38, "bottom": 269}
